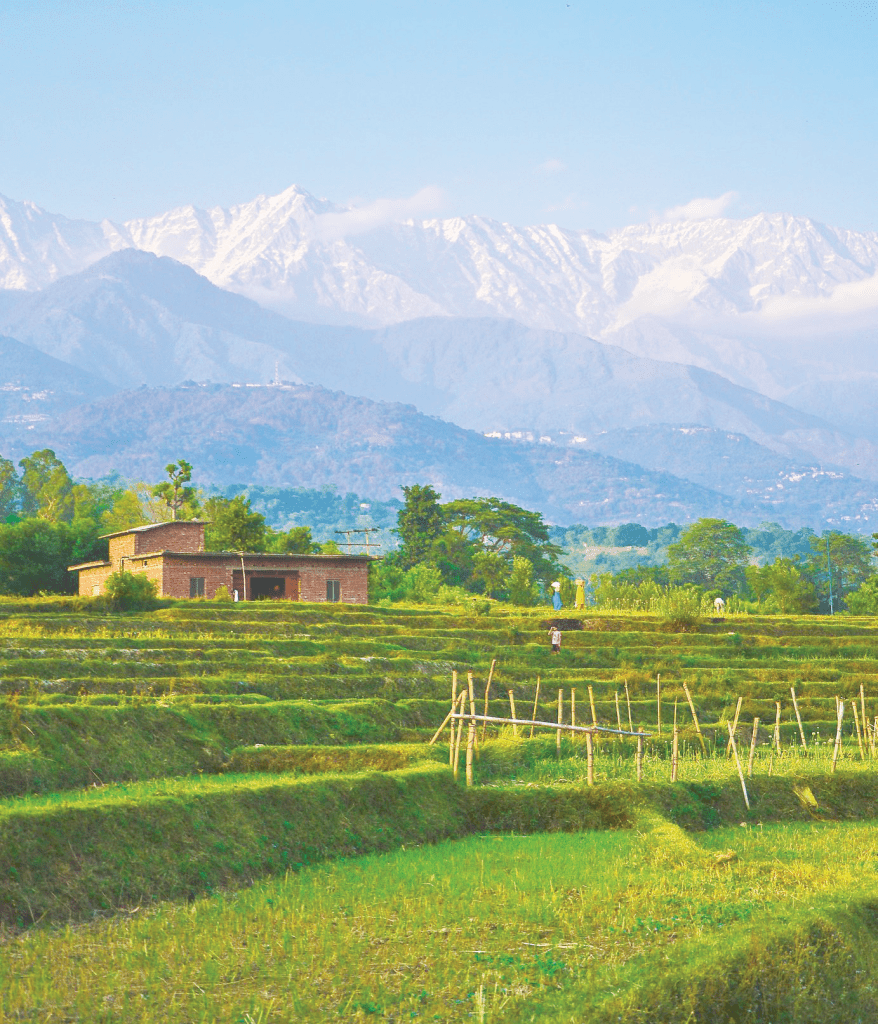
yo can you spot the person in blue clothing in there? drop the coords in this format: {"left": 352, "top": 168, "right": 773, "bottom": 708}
{"left": 551, "top": 581, "right": 562, "bottom": 611}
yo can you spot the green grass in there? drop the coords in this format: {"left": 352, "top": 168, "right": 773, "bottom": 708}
{"left": 4, "top": 817, "right": 878, "bottom": 1022}
{"left": 4, "top": 599, "right": 878, "bottom": 1019}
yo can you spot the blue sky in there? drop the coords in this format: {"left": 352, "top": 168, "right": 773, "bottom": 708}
{"left": 1, "top": 0, "right": 876, "bottom": 232}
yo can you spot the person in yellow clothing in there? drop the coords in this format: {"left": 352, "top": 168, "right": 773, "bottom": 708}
{"left": 574, "top": 578, "right": 585, "bottom": 609}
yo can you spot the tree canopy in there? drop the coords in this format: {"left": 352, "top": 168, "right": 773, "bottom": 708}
{"left": 667, "top": 518, "right": 751, "bottom": 595}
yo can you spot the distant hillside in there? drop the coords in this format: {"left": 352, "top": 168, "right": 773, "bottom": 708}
{"left": 4, "top": 380, "right": 877, "bottom": 531}
{"left": 4, "top": 381, "right": 749, "bottom": 527}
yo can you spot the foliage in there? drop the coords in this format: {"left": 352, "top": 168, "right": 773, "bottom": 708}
{"left": 0, "top": 519, "right": 103, "bottom": 596}
{"left": 204, "top": 494, "right": 266, "bottom": 551}
{"left": 506, "top": 555, "right": 539, "bottom": 606}
{"left": 806, "top": 531, "right": 873, "bottom": 612}
{"left": 0, "top": 457, "right": 22, "bottom": 519}
{"left": 103, "top": 570, "right": 159, "bottom": 611}
{"left": 266, "top": 525, "right": 319, "bottom": 554}
{"left": 213, "top": 585, "right": 233, "bottom": 603}
{"left": 18, "top": 449, "right": 74, "bottom": 522}
{"left": 667, "top": 518, "right": 751, "bottom": 594}
{"left": 747, "top": 558, "right": 819, "bottom": 613}
{"left": 845, "top": 576, "right": 878, "bottom": 615}
{"left": 99, "top": 489, "right": 150, "bottom": 533}
{"left": 151, "top": 459, "right": 198, "bottom": 521}
{"left": 396, "top": 484, "right": 444, "bottom": 568}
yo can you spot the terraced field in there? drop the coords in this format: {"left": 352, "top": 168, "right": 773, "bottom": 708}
{"left": 3, "top": 598, "right": 878, "bottom": 1021}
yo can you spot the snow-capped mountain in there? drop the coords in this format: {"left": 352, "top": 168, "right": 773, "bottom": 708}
{"left": 3, "top": 187, "right": 878, "bottom": 399}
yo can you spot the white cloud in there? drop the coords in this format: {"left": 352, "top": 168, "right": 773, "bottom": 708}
{"left": 655, "top": 191, "right": 738, "bottom": 224}
{"left": 312, "top": 186, "right": 444, "bottom": 241}
{"left": 755, "top": 273, "right": 878, "bottom": 326}
{"left": 538, "top": 158, "right": 567, "bottom": 173}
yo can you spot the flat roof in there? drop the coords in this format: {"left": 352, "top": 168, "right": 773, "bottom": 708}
{"left": 67, "top": 560, "right": 111, "bottom": 571}
{"left": 100, "top": 520, "right": 207, "bottom": 540}
{"left": 147, "top": 550, "right": 373, "bottom": 561}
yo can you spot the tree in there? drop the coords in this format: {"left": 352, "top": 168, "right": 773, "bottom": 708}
{"left": 747, "top": 558, "right": 818, "bottom": 614}
{"left": 472, "top": 550, "right": 507, "bottom": 597}
{"left": 442, "top": 497, "right": 566, "bottom": 582}
{"left": 203, "top": 494, "right": 266, "bottom": 551}
{"left": 506, "top": 556, "right": 539, "bottom": 606}
{"left": 396, "top": 485, "right": 445, "bottom": 568}
{"left": 0, "top": 457, "right": 21, "bottom": 520}
{"left": 152, "top": 460, "right": 197, "bottom": 521}
{"left": 268, "top": 526, "right": 320, "bottom": 554}
{"left": 806, "top": 532, "right": 873, "bottom": 612}
{"left": 667, "top": 519, "right": 751, "bottom": 594}
{"left": 100, "top": 490, "right": 150, "bottom": 534}
{"left": 18, "top": 449, "right": 74, "bottom": 522}
{"left": 0, "top": 520, "right": 104, "bottom": 595}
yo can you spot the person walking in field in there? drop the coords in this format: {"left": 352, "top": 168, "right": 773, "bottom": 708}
{"left": 714, "top": 596, "right": 725, "bottom": 617}
{"left": 548, "top": 625, "right": 562, "bottom": 653}
{"left": 551, "top": 581, "right": 563, "bottom": 611}
{"left": 574, "top": 578, "right": 585, "bottom": 609}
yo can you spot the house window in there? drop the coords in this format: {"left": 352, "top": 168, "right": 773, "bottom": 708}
{"left": 190, "top": 577, "right": 205, "bottom": 598}
{"left": 326, "top": 579, "right": 341, "bottom": 602}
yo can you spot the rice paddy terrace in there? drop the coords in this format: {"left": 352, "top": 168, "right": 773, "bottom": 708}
{"left": 3, "top": 598, "right": 878, "bottom": 1022}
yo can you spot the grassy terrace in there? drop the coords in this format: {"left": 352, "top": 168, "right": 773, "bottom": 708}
{"left": 3, "top": 598, "right": 878, "bottom": 1020}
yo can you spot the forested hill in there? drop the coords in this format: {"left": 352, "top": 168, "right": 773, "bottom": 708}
{"left": 4, "top": 381, "right": 746, "bottom": 528}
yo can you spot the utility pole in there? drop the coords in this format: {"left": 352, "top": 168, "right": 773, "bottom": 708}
{"left": 334, "top": 528, "right": 382, "bottom": 553}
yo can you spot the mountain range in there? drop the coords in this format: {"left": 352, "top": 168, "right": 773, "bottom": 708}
{"left": 0, "top": 187, "right": 877, "bottom": 531}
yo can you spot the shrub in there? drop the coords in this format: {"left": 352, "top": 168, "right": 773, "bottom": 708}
{"left": 213, "top": 585, "right": 233, "bottom": 603}
{"left": 507, "top": 556, "right": 539, "bottom": 606}
{"left": 103, "top": 570, "right": 158, "bottom": 612}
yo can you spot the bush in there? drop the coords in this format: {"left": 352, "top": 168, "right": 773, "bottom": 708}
{"left": 103, "top": 570, "right": 158, "bottom": 612}
{"left": 213, "top": 585, "right": 233, "bottom": 603}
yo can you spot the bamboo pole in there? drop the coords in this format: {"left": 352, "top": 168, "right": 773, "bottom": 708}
{"left": 588, "top": 685, "right": 598, "bottom": 728}
{"left": 873, "top": 716, "right": 878, "bottom": 759}
{"left": 467, "top": 672, "right": 479, "bottom": 756}
{"left": 861, "top": 683, "right": 867, "bottom": 754}
{"left": 449, "top": 711, "right": 648, "bottom": 738}
{"left": 571, "top": 688, "right": 577, "bottom": 732}
{"left": 429, "top": 699, "right": 460, "bottom": 745}
{"left": 557, "top": 689, "right": 563, "bottom": 757}
{"left": 656, "top": 673, "right": 662, "bottom": 736}
{"left": 773, "top": 701, "right": 782, "bottom": 754}
{"left": 682, "top": 683, "right": 707, "bottom": 755}
{"left": 624, "top": 681, "right": 633, "bottom": 733}
{"left": 831, "top": 701, "right": 844, "bottom": 773}
{"left": 791, "top": 687, "right": 807, "bottom": 751}
{"left": 726, "top": 722, "right": 750, "bottom": 810}
{"left": 615, "top": 690, "right": 622, "bottom": 732}
{"left": 465, "top": 716, "right": 476, "bottom": 787}
{"left": 747, "top": 717, "right": 760, "bottom": 778}
{"left": 450, "top": 690, "right": 465, "bottom": 766}
{"left": 726, "top": 696, "right": 743, "bottom": 756}
{"left": 636, "top": 735, "right": 644, "bottom": 782}
{"left": 508, "top": 690, "right": 518, "bottom": 738}
{"left": 480, "top": 660, "right": 496, "bottom": 743}
{"left": 529, "top": 677, "right": 541, "bottom": 739}
{"left": 585, "top": 731, "right": 594, "bottom": 786}
{"left": 672, "top": 723, "right": 679, "bottom": 782}
{"left": 453, "top": 695, "right": 465, "bottom": 779}
{"left": 852, "top": 700, "right": 865, "bottom": 761}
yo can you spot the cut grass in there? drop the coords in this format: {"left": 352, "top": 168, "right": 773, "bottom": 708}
{"left": 4, "top": 818, "right": 878, "bottom": 1022}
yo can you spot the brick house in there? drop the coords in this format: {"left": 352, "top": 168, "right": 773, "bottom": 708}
{"left": 69, "top": 521, "right": 371, "bottom": 603}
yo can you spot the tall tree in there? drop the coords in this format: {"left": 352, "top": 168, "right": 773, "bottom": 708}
{"left": 18, "top": 449, "right": 74, "bottom": 522}
{"left": 0, "top": 457, "right": 21, "bottom": 520}
{"left": 806, "top": 532, "right": 873, "bottom": 611}
{"left": 667, "top": 518, "right": 751, "bottom": 594}
{"left": 152, "top": 460, "right": 197, "bottom": 521}
{"left": 203, "top": 494, "right": 266, "bottom": 551}
{"left": 442, "top": 496, "right": 565, "bottom": 582}
{"left": 396, "top": 485, "right": 445, "bottom": 568}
